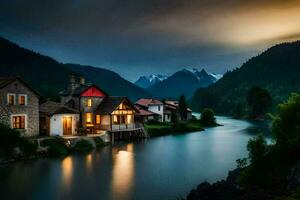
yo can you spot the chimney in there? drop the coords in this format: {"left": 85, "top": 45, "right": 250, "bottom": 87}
{"left": 69, "top": 75, "right": 79, "bottom": 91}
{"left": 79, "top": 77, "right": 85, "bottom": 85}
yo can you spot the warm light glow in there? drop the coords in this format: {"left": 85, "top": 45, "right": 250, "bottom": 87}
{"left": 86, "top": 113, "right": 93, "bottom": 123}
{"left": 87, "top": 98, "right": 92, "bottom": 107}
{"left": 86, "top": 154, "right": 93, "bottom": 174}
{"left": 111, "top": 144, "right": 134, "bottom": 199}
{"left": 126, "top": 115, "right": 133, "bottom": 124}
{"left": 96, "top": 115, "right": 101, "bottom": 124}
{"left": 61, "top": 156, "right": 73, "bottom": 188}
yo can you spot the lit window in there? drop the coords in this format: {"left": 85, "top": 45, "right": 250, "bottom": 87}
{"left": 126, "top": 115, "right": 133, "bottom": 124}
{"left": 86, "top": 113, "right": 93, "bottom": 123}
{"left": 96, "top": 115, "right": 101, "bottom": 124}
{"left": 12, "top": 115, "right": 25, "bottom": 129}
{"left": 87, "top": 99, "right": 92, "bottom": 107}
{"left": 19, "top": 95, "right": 27, "bottom": 105}
{"left": 7, "top": 94, "right": 15, "bottom": 105}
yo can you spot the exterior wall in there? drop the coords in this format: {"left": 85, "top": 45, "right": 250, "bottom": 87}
{"left": 148, "top": 105, "right": 164, "bottom": 122}
{"left": 0, "top": 79, "right": 39, "bottom": 137}
{"left": 49, "top": 114, "right": 79, "bottom": 136}
{"left": 80, "top": 96, "right": 104, "bottom": 127}
{"left": 164, "top": 114, "right": 171, "bottom": 122}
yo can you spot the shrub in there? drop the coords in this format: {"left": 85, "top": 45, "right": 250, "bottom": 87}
{"left": 41, "top": 137, "right": 69, "bottom": 157}
{"left": 71, "top": 139, "right": 94, "bottom": 153}
{"left": 200, "top": 108, "right": 217, "bottom": 127}
{"left": 0, "top": 123, "right": 21, "bottom": 158}
{"left": 247, "top": 134, "right": 267, "bottom": 164}
{"left": 18, "top": 138, "right": 38, "bottom": 157}
{"left": 93, "top": 137, "right": 107, "bottom": 149}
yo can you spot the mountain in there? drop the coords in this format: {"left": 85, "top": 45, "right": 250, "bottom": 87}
{"left": 0, "top": 37, "right": 150, "bottom": 101}
{"left": 148, "top": 68, "right": 218, "bottom": 99}
{"left": 190, "top": 41, "right": 300, "bottom": 115}
{"left": 67, "top": 64, "right": 151, "bottom": 100}
{"left": 135, "top": 74, "right": 168, "bottom": 88}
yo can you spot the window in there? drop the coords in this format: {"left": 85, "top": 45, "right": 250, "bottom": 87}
{"left": 12, "top": 115, "right": 25, "bottom": 129}
{"left": 86, "top": 113, "right": 93, "bottom": 123}
{"left": 113, "top": 115, "right": 126, "bottom": 124}
{"left": 158, "top": 105, "right": 161, "bottom": 111}
{"left": 19, "top": 95, "right": 27, "bottom": 105}
{"left": 7, "top": 94, "right": 15, "bottom": 105}
{"left": 87, "top": 99, "right": 92, "bottom": 107}
{"left": 96, "top": 115, "right": 101, "bottom": 124}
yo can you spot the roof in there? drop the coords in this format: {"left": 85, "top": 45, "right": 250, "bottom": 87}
{"left": 59, "top": 84, "right": 107, "bottom": 97}
{"left": 0, "top": 77, "right": 41, "bottom": 97}
{"left": 96, "top": 96, "right": 139, "bottom": 115}
{"left": 39, "top": 101, "right": 79, "bottom": 116}
{"left": 136, "top": 98, "right": 163, "bottom": 107}
{"left": 134, "top": 105, "right": 158, "bottom": 116}
{"left": 165, "top": 100, "right": 192, "bottom": 112}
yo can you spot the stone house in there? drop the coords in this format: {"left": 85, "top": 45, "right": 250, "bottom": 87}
{"left": 0, "top": 77, "right": 40, "bottom": 137}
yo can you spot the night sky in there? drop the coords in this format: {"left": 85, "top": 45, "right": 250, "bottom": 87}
{"left": 1, "top": 0, "right": 300, "bottom": 81}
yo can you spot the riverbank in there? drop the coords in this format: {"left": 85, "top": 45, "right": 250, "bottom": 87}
{"left": 145, "top": 120, "right": 204, "bottom": 137}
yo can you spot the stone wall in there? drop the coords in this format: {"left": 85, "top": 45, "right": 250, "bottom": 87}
{"left": 0, "top": 79, "right": 39, "bottom": 137}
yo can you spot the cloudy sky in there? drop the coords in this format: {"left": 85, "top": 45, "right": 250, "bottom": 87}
{"left": 1, "top": 0, "right": 300, "bottom": 81}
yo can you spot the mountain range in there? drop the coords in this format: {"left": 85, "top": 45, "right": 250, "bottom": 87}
{"left": 0, "top": 37, "right": 151, "bottom": 101}
{"left": 137, "top": 68, "right": 221, "bottom": 99}
{"left": 190, "top": 40, "right": 300, "bottom": 115}
{"left": 134, "top": 74, "right": 168, "bottom": 89}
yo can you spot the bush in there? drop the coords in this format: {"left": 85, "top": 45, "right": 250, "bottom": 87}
{"left": 71, "top": 139, "right": 94, "bottom": 153}
{"left": 41, "top": 137, "right": 69, "bottom": 157}
{"left": 247, "top": 134, "right": 267, "bottom": 164}
{"left": 93, "top": 137, "right": 107, "bottom": 149}
{"left": 18, "top": 138, "right": 38, "bottom": 157}
{"left": 0, "top": 123, "right": 21, "bottom": 158}
{"left": 200, "top": 108, "right": 217, "bottom": 127}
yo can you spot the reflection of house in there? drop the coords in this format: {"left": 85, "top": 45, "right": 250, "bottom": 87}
{"left": 59, "top": 76, "right": 139, "bottom": 134}
{"left": 134, "top": 104, "right": 159, "bottom": 123}
{"left": 164, "top": 100, "right": 193, "bottom": 120}
{"left": 0, "top": 77, "right": 40, "bottom": 137}
{"left": 39, "top": 101, "right": 80, "bottom": 136}
{"left": 135, "top": 99, "right": 164, "bottom": 122}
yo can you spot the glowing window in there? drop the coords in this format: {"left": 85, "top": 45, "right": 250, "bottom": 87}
{"left": 7, "top": 94, "right": 15, "bottom": 105}
{"left": 19, "top": 95, "right": 27, "bottom": 105}
{"left": 96, "top": 115, "right": 101, "bottom": 124}
{"left": 87, "top": 99, "right": 92, "bottom": 107}
{"left": 12, "top": 115, "right": 25, "bottom": 129}
{"left": 86, "top": 113, "right": 93, "bottom": 123}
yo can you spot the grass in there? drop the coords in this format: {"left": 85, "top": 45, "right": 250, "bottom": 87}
{"left": 145, "top": 121, "right": 204, "bottom": 137}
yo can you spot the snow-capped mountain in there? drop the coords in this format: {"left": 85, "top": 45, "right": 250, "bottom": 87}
{"left": 135, "top": 74, "right": 168, "bottom": 89}
{"left": 147, "top": 68, "right": 222, "bottom": 98}
{"left": 209, "top": 73, "right": 223, "bottom": 80}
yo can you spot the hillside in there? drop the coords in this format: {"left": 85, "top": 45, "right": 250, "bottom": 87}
{"left": 0, "top": 37, "right": 150, "bottom": 101}
{"left": 191, "top": 41, "right": 300, "bottom": 115}
{"left": 148, "top": 68, "right": 217, "bottom": 99}
{"left": 67, "top": 64, "right": 151, "bottom": 101}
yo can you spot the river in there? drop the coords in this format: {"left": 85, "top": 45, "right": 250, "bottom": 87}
{"left": 0, "top": 116, "right": 270, "bottom": 200}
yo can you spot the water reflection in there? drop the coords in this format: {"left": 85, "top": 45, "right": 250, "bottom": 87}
{"left": 86, "top": 154, "right": 93, "bottom": 174}
{"left": 111, "top": 144, "right": 134, "bottom": 200}
{"left": 61, "top": 156, "right": 73, "bottom": 189}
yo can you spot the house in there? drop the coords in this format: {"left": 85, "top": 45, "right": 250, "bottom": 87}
{"left": 39, "top": 101, "right": 80, "bottom": 136}
{"left": 134, "top": 104, "right": 159, "bottom": 123}
{"left": 59, "top": 76, "right": 139, "bottom": 134}
{"left": 0, "top": 77, "right": 40, "bottom": 137}
{"left": 164, "top": 100, "right": 193, "bottom": 120}
{"left": 135, "top": 98, "right": 165, "bottom": 122}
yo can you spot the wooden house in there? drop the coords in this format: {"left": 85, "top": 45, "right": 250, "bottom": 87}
{"left": 59, "top": 76, "right": 139, "bottom": 134}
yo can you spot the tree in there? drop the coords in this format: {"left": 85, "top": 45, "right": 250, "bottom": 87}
{"left": 247, "top": 86, "right": 272, "bottom": 118}
{"left": 200, "top": 108, "right": 217, "bottom": 127}
{"left": 247, "top": 134, "right": 267, "bottom": 164}
{"left": 271, "top": 93, "right": 300, "bottom": 147}
{"left": 178, "top": 94, "right": 188, "bottom": 120}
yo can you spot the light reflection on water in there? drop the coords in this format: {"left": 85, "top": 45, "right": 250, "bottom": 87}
{"left": 111, "top": 144, "right": 134, "bottom": 200}
{"left": 0, "top": 116, "right": 269, "bottom": 200}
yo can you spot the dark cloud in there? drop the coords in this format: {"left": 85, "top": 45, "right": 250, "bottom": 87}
{"left": 1, "top": 0, "right": 300, "bottom": 81}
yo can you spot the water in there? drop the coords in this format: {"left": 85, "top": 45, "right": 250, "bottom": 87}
{"left": 0, "top": 116, "right": 269, "bottom": 200}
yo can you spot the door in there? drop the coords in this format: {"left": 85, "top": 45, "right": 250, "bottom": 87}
{"left": 63, "top": 117, "right": 72, "bottom": 135}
